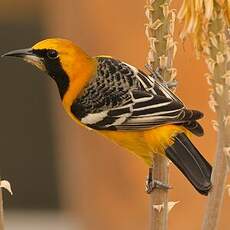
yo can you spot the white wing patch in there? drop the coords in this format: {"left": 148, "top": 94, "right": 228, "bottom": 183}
{"left": 81, "top": 111, "right": 108, "bottom": 124}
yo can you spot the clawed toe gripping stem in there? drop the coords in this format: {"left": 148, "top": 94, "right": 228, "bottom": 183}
{"left": 145, "top": 167, "right": 172, "bottom": 194}
{"left": 145, "top": 64, "right": 177, "bottom": 89}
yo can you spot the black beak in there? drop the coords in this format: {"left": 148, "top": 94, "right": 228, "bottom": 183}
{"left": 1, "top": 48, "right": 34, "bottom": 58}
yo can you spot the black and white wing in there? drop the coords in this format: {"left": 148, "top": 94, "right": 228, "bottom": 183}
{"left": 70, "top": 57, "right": 203, "bottom": 133}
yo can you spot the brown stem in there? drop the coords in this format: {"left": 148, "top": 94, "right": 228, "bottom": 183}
{"left": 149, "top": 155, "right": 169, "bottom": 230}
{"left": 202, "top": 6, "right": 230, "bottom": 230}
{"left": 0, "top": 189, "right": 4, "bottom": 230}
{"left": 145, "top": 0, "right": 177, "bottom": 229}
{"left": 202, "top": 81, "right": 230, "bottom": 229}
{"left": 202, "top": 130, "right": 228, "bottom": 229}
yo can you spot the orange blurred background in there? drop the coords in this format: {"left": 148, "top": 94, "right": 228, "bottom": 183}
{"left": 0, "top": 0, "right": 229, "bottom": 229}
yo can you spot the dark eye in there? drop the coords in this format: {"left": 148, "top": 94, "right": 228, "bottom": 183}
{"left": 47, "top": 50, "right": 58, "bottom": 59}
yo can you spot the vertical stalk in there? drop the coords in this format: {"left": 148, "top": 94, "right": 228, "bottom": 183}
{"left": 177, "top": 0, "right": 230, "bottom": 229}
{"left": 0, "top": 189, "right": 4, "bottom": 230}
{"left": 202, "top": 5, "right": 230, "bottom": 230}
{"left": 149, "top": 155, "right": 169, "bottom": 230}
{"left": 145, "top": 0, "right": 177, "bottom": 229}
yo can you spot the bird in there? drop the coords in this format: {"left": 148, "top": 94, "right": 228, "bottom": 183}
{"left": 2, "top": 38, "right": 212, "bottom": 195}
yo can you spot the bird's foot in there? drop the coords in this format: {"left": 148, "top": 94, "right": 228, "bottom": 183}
{"left": 145, "top": 179, "right": 172, "bottom": 194}
{"left": 145, "top": 167, "right": 172, "bottom": 194}
{"left": 145, "top": 65, "right": 177, "bottom": 89}
{"left": 164, "top": 80, "right": 177, "bottom": 89}
{"left": 145, "top": 65, "right": 163, "bottom": 81}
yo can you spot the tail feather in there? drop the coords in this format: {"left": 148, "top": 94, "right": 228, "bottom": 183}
{"left": 188, "top": 110, "right": 204, "bottom": 120}
{"left": 179, "top": 109, "right": 204, "bottom": 121}
{"left": 183, "top": 121, "right": 204, "bottom": 136}
{"left": 165, "top": 133, "right": 212, "bottom": 195}
{"left": 179, "top": 109, "right": 204, "bottom": 136}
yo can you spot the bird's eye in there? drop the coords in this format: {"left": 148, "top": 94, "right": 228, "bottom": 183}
{"left": 47, "top": 50, "right": 58, "bottom": 59}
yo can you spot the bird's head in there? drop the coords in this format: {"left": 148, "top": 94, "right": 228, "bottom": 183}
{"left": 2, "top": 38, "right": 95, "bottom": 99}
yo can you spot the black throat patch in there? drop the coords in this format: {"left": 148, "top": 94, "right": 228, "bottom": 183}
{"left": 33, "top": 49, "right": 69, "bottom": 99}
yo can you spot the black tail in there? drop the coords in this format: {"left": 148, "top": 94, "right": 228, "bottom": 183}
{"left": 165, "top": 133, "right": 212, "bottom": 195}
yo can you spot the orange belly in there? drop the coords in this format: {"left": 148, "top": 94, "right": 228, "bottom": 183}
{"left": 100, "top": 125, "right": 190, "bottom": 165}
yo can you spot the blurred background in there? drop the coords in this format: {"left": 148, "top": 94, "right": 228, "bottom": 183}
{"left": 0, "top": 0, "right": 229, "bottom": 229}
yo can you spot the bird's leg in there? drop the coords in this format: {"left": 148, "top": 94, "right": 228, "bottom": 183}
{"left": 145, "top": 167, "right": 172, "bottom": 194}
{"left": 145, "top": 167, "right": 153, "bottom": 194}
{"left": 145, "top": 64, "right": 177, "bottom": 89}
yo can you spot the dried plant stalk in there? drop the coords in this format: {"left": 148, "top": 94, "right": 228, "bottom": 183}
{"left": 145, "top": 0, "right": 177, "bottom": 229}
{"left": 149, "top": 155, "right": 169, "bottom": 230}
{"left": 0, "top": 189, "right": 4, "bottom": 230}
{"left": 201, "top": 5, "right": 230, "bottom": 230}
{"left": 0, "top": 180, "right": 12, "bottom": 230}
{"left": 178, "top": 1, "right": 230, "bottom": 229}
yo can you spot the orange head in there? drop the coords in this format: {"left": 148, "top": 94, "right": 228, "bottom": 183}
{"left": 2, "top": 38, "right": 95, "bottom": 99}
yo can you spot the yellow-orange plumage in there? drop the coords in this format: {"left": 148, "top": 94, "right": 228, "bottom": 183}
{"left": 101, "top": 125, "right": 190, "bottom": 165}
{"left": 3, "top": 38, "right": 212, "bottom": 195}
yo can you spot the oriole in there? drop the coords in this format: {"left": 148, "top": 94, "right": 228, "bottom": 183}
{"left": 2, "top": 38, "right": 212, "bottom": 195}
